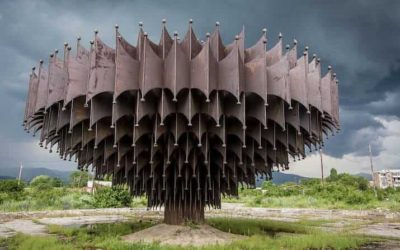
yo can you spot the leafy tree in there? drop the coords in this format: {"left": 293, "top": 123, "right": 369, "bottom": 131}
{"left": 69, "top": 171, "right": 89, "bottom": 188}
{"left": 51, "top": 177, "right": 64, "bottom": 187}
{"left": 92, "top": 186, "right": 132, "bottom": 208}
{"left": 0, "top": 179, "right": 26, "bottom": 204}
{"left": 0, "top": 179, "right": 25, "bottom": 193}
{"left": 301, "top": 178, "right": 321, "bottom": 186}
{"left": 345, "top": 190, "right": 373, "bottom": 205}
{"left": 327, "top": 168, "right": 338, "bottom": 181}
{"left": 329, "top": 168, "right": 338, "bottom": 181}
{"left": 30, "top": 175, "right": 63, "bottom": 189}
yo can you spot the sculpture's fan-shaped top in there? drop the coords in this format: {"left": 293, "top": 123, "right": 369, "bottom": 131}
{"left": 23, "top": 20, "right": 340, "bottom": 225}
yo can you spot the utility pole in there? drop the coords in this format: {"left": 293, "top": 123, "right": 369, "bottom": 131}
{"left": 91, "top": 168, "right": 96, "bottom": 194}
{"left": 369, "top": 144, "right": 377, "bottom": 197}
{"left": 319, "top": 148, "right": 324, "bottom": 185}
{"left": 17, "top": 162, "right": 23, "bottom": 185}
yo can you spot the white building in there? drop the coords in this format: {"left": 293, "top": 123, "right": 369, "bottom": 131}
{"left": 373, "top": 169, "right": 400, "bottom": 189}
{"left": 86, "top": 180, "right": 112, "bottom": 193}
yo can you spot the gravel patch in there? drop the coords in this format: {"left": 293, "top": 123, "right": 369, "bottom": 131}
{"left": 0, "top": 219, "right": 47, "bottom": 238}
{"left": 357, "top": 223, "right": 400, "bottom": 239}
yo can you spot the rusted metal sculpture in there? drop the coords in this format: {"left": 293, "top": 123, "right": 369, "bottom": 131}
{"left": 23, "top": 20, "right": 340, "bottom": 224}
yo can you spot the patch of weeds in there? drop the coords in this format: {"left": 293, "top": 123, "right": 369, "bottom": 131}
{"left": 4, "top": 233, "right": 75, "bottom": 250}
{"left": 207, "top": 217, "right": 310, "bottom": 236}
{"left": 0, "top": 237, "right": 7, "bottom": 247}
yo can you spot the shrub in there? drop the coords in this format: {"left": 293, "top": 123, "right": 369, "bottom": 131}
{"left": 131, "top": 196, "right": 147, "bottom": 207}
{"left": 0, "top": 179, "right": 25, "bottom": 203}
{"left": 27, "top": 187, "right": 69, "bottom": 210}
{"left": 58, "top": 192, "right": 93, "bottom": 210}
{"left": 91, "top": 186, "right": 132, "bottom": 208}
{"left": 0, "top": 193, "right": 7, "bottom": 204}
{"left": 69, "top": 171, "right": 89, "bottom": 188}
{"left": 326, "top": 168, "right": 339, "bottom": 181}
{"left": 0, "top": 179, "right": 25, "bottom": 193}
{"left": 30, "top": 175, "right": 63, "bottom": 189}
{"left": 345, "top": 190, "right": 373, "bottom": 205}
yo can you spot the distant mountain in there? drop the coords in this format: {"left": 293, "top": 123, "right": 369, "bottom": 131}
{"left": 1, "top": 167, "right": 368, "bottom": 186}
{"left": 254, "top": 172, "right": 373, "bottom": 187}
{"left": 355, "top": 172, "right": 372, "bottom": 181}
{"left": 256, "top": 172, "right": 307, "bottom": 186}
{"left": 0, "top": 176, "right": 14, "bottom": 180}
{"left": 0, "top": 167, "right": 72, "bottom": 182}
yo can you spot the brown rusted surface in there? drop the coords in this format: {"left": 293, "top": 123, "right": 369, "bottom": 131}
{"left": 23, "top": 21, "right": 340, "bottom": 224}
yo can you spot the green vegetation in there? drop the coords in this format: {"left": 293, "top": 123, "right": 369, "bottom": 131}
{"left": 0, "top": 172, "right": 145, "bottom": 212}
{"left": 69, "top": 171, "right": 89, "bottom": 188}
{"left": 0, "top": 169, "right": 391, "bottom": 249}
{"left": 207, "top": 217, "right": 310, "bottom": 235}
{"left": 0, "top": 179, "right": 25, "bottom": 193}
{"left": 224, "top": 168, "right": 400, "bottom": 211}
{"left": 4, "top": 234, "right": 74, "bottom": 250}
{"left": 30, "top": 175, "right": 63, "bottom": 189}
{"left": 92, "top": 186, "right": 132, "bottom": 208}
{"left": 207, "top": 218, "right": 371, "bottom": 250}
{"left": 1, "top": 218, "right": 373, "bottom": 250}
{"left": 0, "top": 179, "right": 25, "bottom": 206}
{"left": 0, "top": 186, "right": 93, "bottom": 212}
{"left": 1, "top": 168, "right": 398, "bottom": 212}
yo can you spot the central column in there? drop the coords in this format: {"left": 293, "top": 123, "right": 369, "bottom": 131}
{"left": 164, "top": 199, "right": 205, "bottom": 225}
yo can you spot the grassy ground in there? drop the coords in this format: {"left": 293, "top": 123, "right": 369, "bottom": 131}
{"left": 2, "top": 170, "right": 399, "bottom": 213}
{"left": 223, "top": 193, "right": 400, "bottom": 211}
{"left": 1, "top": 218, "right": 375, "bottom": 250}
{"left": 223, "top": 174, "right": 400, "bottom": 211}
{"left": 0, "top": 188, "right": 92, "bottom": 212}
{"left": 0, "top": 187, "right": 147, "bottom": 212}
{"left": 3, "top": 184, "right": 398, "bottom": 213}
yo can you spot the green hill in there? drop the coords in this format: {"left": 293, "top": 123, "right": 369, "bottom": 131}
{"left": 0, "top": 167, "right": 71, "bottom": 182}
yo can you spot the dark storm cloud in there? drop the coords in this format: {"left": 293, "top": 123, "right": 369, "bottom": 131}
{"left": 0, "top": 0, "right": 399, "bottom": 170}
{"left": 323, "top": 108, "right": 384, "bottom": 157}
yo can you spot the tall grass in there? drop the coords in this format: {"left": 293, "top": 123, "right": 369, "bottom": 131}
{"left": 5, "top": 233, "right": 75, "bottom": 250}
{"left": 0, "top": 188, "right": 94, "bottom": 212}
{"left": 222, "top": 233, "right": 370, "bottom": 250}
{"left": 207, "top": 217, "right": 310, "bottom": 236}
{"left": 223, "top": 174, "right": 400, "bottom": 211}
{"left": 205, "top": 218, "right": 370, "bottom": 250}
{"left": 0, "top": 187, "right": 146, "bottom": 212}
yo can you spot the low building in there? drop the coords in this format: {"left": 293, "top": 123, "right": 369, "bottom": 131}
{"left": 373, "top": 169, "right": 400, "bottom": 189}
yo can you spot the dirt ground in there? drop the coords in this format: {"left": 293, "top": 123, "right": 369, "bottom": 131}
{"left": 122, "top": 223, "right": 246, "bottom": 246}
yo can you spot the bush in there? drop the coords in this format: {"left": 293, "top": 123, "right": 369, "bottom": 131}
{"left": 30, "top": 175, "right": 63, "bottom": 189}
{"left": 0, "top": 193, "right": 8, "bottom": 205}
{"left": 69, "top": 171, "right": 89, "bottom": 188}
{"left": 0, "top": 179, "right": 25, "bottom": 193}
{"left": 28, "top": 187, "right": 69, "bottom": 210}
{"left": 131, "top": 196, "right": 147, "bottom": 207}
{"left": 224, "top": 168, "right": 400, "bottom": 210}
{"left": 345, "top": 190, "right": 373, "bottom": 205}
{"left": 91, "top": 186, "right": 132, "bottom": 208}
{"left": 58, "top": 192, "right": 93, "bottom": 210}
{"left": 0, "top": 179, "right": 25, "bottom": 203}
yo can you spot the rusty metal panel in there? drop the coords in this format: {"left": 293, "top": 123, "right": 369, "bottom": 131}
{"left": 23, "top": 22, "right": 340, "bottom": 220}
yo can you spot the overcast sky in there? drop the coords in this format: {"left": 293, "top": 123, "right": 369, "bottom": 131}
{"left": 0, "top": 0, "right": 399, "bottom": 177}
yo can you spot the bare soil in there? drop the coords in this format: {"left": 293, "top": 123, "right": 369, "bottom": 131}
{"left": 122, "top": 223, "right": 246, "bottom": 246}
